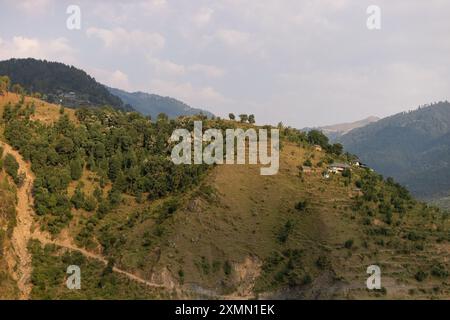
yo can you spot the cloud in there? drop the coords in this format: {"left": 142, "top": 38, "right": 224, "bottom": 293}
{"left": 147, "top": 57, "right": 225, "bottom": 78}
{"left": 0, "top": 36, "right": 76, "bottom": 64}
{"left": 12, "top": 0, "right": 53, "bottom": 15}
{"left": 88, "top": 68, "right": 132, "bottom": 91}
{"left": 149, "top": 79, "right": 226, "bottom": 109}
{"left": 140, "top": 0, "right": 168, "bottom": 13}
{"left": 192, "top": 7, "right": 214, "bottom": 27}
{"left": 189, "top": 64, "right": 225, "bottom": 78}
{"left": 147, "top": 57, "right": 186, "bottom": 77}
{"left": 86, "top": 27, "right": 165, "bottom": 53}
{"left": 216, "top": 29, "right": 250, "bottom": 47}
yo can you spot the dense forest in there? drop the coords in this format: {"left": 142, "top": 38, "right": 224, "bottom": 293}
{"left": 2, "top": 101, "right": 210, "bottom": 234}
{"left": 0, "top": 59, "right": 127, "bottom": 109}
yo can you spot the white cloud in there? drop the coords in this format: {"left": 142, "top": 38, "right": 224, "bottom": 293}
{"left": 140, "top": 0, "right": 168, "bottom": 13}
{"left": 86, "top": 27, "right": 165, "bottom": 53}
{"left": 192, "top": 7, "right": 214, "bottom": 27}
{"left": 89, "top": 68, "right": 132, "bottom": 91}
{"left": 149, "top": 79, "right": 226, "bottom": 109}
{"left": 12, "top": 0, "right": 53, "bottom": 15}
{"left": 147, "top": 57, "right": 186, "bottom": 77}
{"left": 216, "top": 29, "right": 250, "bottom": 47}
{"left": 189, "top": 64, "right": 225, "bottom": 78}
{"left": 147, "top": 57, "right": 225, "bottom": 78}
{"left": 0, "top": 36, "right": 76, "bottom": 64}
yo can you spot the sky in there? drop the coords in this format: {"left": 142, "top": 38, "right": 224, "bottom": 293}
{"left": 0, "top": 0, "right": 449, "bottom": 128}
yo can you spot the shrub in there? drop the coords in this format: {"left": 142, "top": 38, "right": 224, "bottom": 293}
{"left": 415, "top": 270, "right": 428, "bottom": 282}
{"left": 431, "top": 264, "right": 449, "bottom": 278}
{"left": 316, "top": 255, "right": 330, "bottom": 270}
{"left": 344, "top": 239, "right": 354, "bottom": 249}
{"left": 295, "top": 200, "right": 308, "bottom": 212}
{"left": 302, "top": 274, "right": 312, "bottom": 285}
{"left": 223, "top": 260, "right": 232, "bottom": 276}
{"left": 277, "top": 220, "right": 294, "bottom": 243}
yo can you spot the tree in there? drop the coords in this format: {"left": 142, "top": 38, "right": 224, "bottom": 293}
{"left": 157, "top": 113, "right": 168, "bottom": 122}
{"left": 342, "top": 168, "right": 352, "bottom": 179}
{"left": 4, "top": 153, "right": 19, "bottom": 183}
{"left": 307, "top": 130, "right": 329, "bottom": 148}
{"left": 12, "top": 84, "right": 24, "bottom": 95}
{"left": 228, "top": 113, "right": 235, "bottom": 120}
{"left": 71, "top": 186, "right": 85, "bottom": 209}
{"left": 0, "top": 76, "right": 11, "bottom": 95}
{"left": 70, "top": 158, "right": 83, "bottom": 180}
{"left": 329, "top": 143, "right": 343, "bottom": 156}
{"left": 248, "top": 114, "right": 255, "bottom": 124}
{"left": 239, "top": 114, "right": 248, "bottom": 123}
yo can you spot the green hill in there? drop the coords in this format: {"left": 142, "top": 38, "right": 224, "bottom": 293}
{"left": 0, "top": 58, "right": 129, "bottom": 110}
{"left": 0, "top": 94, "right": 448, "bottom": 299}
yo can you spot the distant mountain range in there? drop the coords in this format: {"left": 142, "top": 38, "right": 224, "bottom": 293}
{"left": 108, "top": 87, "right": 214, "bottom": 119}
{"left": 0, "top": 58, "right": 213, "bottom": 118}
{"left": 339, "top": 101, "right": 450, "bottom": 204}
{"left": 303, "top": 116, "right": 380, "bottom": 141}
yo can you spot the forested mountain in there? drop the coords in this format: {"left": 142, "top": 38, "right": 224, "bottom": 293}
{"left": 0, "top": 92, "right": 448, "bottom": 299}
{"left": 339, "top": 101, "right": 450, "bottom": 203}
{"left": 108, "top": 87, "right": 214, "bottom": 119}
{"left": 0, "top": 59, "right": 129, "bottom": 110}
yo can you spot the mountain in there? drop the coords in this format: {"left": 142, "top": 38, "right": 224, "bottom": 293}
{"left": 304, "top": 116, "right": 380, "bottom": 141}
{"left": 0, "top": 92, "right": 448, "bottom": 299}
{"left": 0, "top": 58, "right": 130, "bottom": 110}
{"left": 339, "top": 101, "right": 450, "bottom": 201}
{"left": 108, "top": 87, "right": 214, "bottom": 119}
{"left": 320, "top": 116, "right": 380, "bottom": 140}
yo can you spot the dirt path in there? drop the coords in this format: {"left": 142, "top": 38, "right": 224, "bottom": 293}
{"left": 2, "top": 142, "right": 34, "bottom": 300}
{"left": 1, "top": 142, "right": 166, "bottom": 299}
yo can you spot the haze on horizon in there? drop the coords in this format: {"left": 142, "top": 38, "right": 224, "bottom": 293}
{"left": 0, "top": 0, "right": 449, "bottom": 128}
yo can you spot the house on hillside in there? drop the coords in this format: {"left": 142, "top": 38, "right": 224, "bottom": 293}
{"left": 353, "top": 160, "right": 371, "bottom": 170}
{"left": 328, "top": 162, "right": 350, "bottom": 174}
{"left": 301, "top": 166, "right": 313, "bottom": 173}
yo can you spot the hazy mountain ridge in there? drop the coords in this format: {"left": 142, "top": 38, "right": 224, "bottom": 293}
{"left": 304, "top": 116, "right": 380, "bottom": 141}
{"left": 339, "top": 101, "right": 450, "bottom": 200}
{"left": 108, "top": 87, "right": 214, "bottom": 119}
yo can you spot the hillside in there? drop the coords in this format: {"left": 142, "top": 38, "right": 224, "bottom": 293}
{"left": 0, "top": 59, "right": 129, "bottom": 110}
{"left": 339, "top": 102, "right": 450, "bottom": 203}
{"left": 0, "top": 93, "right": 449, "bottom": 299}
{"left": 108, "top": 87, "right": 214, "bottom": 119}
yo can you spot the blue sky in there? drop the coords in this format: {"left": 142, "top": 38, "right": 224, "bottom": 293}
{"left": 1, "top": 0, "right": 449, "bottom": 127}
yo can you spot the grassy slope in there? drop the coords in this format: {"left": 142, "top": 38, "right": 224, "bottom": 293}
{"left": 147, "top": 144, "right": 449, "bottom": 299}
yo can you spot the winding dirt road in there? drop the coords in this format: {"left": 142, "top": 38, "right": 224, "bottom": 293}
{"left": 1, "top": 141, "right": 166, "bottom": 299}
{"left": 2, "top": 142, "right": 34, "bottom": 299}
